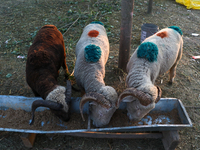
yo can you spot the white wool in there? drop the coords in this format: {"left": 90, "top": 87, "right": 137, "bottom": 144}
{"left": 74, "top": 23, "right": 109, "bottom": 92}
{"left": 99, "top": 86, "right": 118, "bottom": 107}
{"left": 74, "top": 23, "right": 118, "bottom": 127}
{"left": 46, "top": 86, "right": 69, "bottom": 113}
{"left": 123, "top": 27, "right": 183, "bottom": 121}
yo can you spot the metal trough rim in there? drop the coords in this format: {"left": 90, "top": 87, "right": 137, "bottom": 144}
{"left": 0, "top": 95, "right": 193, "bottom": 134}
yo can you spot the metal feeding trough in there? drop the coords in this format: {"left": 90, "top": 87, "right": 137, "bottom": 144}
{"left": 0, "top": 95, "right": 192, "bottom": 133}
{"left": 0, "top": 95, "right": 193, "bottom": 149}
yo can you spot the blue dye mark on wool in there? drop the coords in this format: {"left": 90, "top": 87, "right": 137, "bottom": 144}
{"left": 137, "top": 42, "right": 158, "bottom": 62}
{"left": 168, "top": 26, "right": 183, "bottom": 36}
{"left": 90, "top": 21, "right": 104, "bottom": 26}
{"left": 85, "top": 44, "right": 102, "bottom": 63}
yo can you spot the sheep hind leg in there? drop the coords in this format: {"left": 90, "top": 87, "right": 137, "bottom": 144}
{"left": 169, "top": 45, "right": 182, "bottom": 85}
{"left": 169, "top": 63, "right": 177, "bottom": 85}
{"left": 62, "top": 59, "right": 70, "bottom": 79}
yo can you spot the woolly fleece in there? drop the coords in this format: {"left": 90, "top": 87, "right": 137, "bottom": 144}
{"left": 84, "top": 44, "right": 102, "bottom": 63}
{"left": 168, "top": 26, "right": 183, "bottom": 36}
{"left": 46, "top": 86, "right": 69, "bottom": 113}
{"left": 137, "top": 42, "right": 158, "bottom": 62}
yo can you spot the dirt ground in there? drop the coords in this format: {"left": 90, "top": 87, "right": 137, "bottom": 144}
{"left": 0, "top": 0, "right": 200, "bottom": 149}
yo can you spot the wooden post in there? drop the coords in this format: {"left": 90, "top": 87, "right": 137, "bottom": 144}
{"left": 162, "top": 131, "right": 180, "bottom": 150}
{"left": 66, "top": 132, "right": 163, "bottom": 139}
{"left": 147, "top": 0, "right": 153, "bottom": 14}
{"left": 20, "top": 133, "right": 37, "bottom": 148}
{"left": 118, "top": 0, "right": 134, "bottom": 72}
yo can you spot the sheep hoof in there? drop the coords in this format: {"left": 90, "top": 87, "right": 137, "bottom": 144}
{"left": 65, "top": 73, "right": 70, "bottom": 80}
{"left": 168, "top": 81, "right": 173, "bottom": 85}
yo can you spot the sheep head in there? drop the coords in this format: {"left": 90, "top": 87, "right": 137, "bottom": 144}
{"left": 79, "top": 86, "right": 118, "bottom": 127}
{"left": 30, "top": 80, "right": 72, "bottom": 125}
{"left": 117, "top": 85, "right": 161, "bottom": 121}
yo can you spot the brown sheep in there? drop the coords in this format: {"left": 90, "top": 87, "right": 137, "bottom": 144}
{"left": 26, "top": 25, "right": 71, "bottom": 125}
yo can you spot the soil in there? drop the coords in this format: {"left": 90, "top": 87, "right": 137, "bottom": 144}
{"left": 0, "top": 0, "right": 200, "bottom": 149}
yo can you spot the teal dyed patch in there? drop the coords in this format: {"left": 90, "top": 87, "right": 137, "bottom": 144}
{"left": 137, "top": 42, "right": 158, "bottom": 62}
{"left": 168, "top": 26, "right": 183, "bottom": 36}
{"left": 90, "top": 21, "right": 104, "bottom": 26}
{"left": 84, "top": 44, "right": 102, "bottom": 63}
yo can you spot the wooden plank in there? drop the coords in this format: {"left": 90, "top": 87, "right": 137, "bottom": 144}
{"left": 66, "top": 131, "right": 163, "bottom": 139}
{"left": 162, "top": 131, "right": 180, "bottom": 150}
{"left": 20, "top": 133, "right": 36, "bottom": 148}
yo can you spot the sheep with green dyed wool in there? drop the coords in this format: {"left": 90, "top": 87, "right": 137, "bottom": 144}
{"left": 117, "top": 26, "right": 183, "bottom": 122}
{"left": 74, "top": 22, "right": 119, "bottom": 127}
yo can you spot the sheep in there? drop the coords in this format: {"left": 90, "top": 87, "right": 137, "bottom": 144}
{"left": 74, "top": 21, "right": 119, "bottom": 127}
{"left": 26, "top": 24, "right": 72, "bottom": 125}
{"left": 117, "top": 26, "right": 183, "bottom": 121}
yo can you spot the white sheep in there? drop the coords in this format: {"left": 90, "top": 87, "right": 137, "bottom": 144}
{"left": 117, "top": 26, "right": 183, "bottom": 121}
{"left": 74, "top": 21, "right": 118, "bottom": 127}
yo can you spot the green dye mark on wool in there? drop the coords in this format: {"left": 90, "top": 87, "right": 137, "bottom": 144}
{"left": 137, "top": 42, "right": 158, "bottom": 62}
{"left": 90, "top": 21, "right": 104, "bottom": 26}
{"left": 84, "top": 44, "right": 102, "bottom": 63}
{"left": 168, "top": 26, "right": 183, "bottom": 36}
